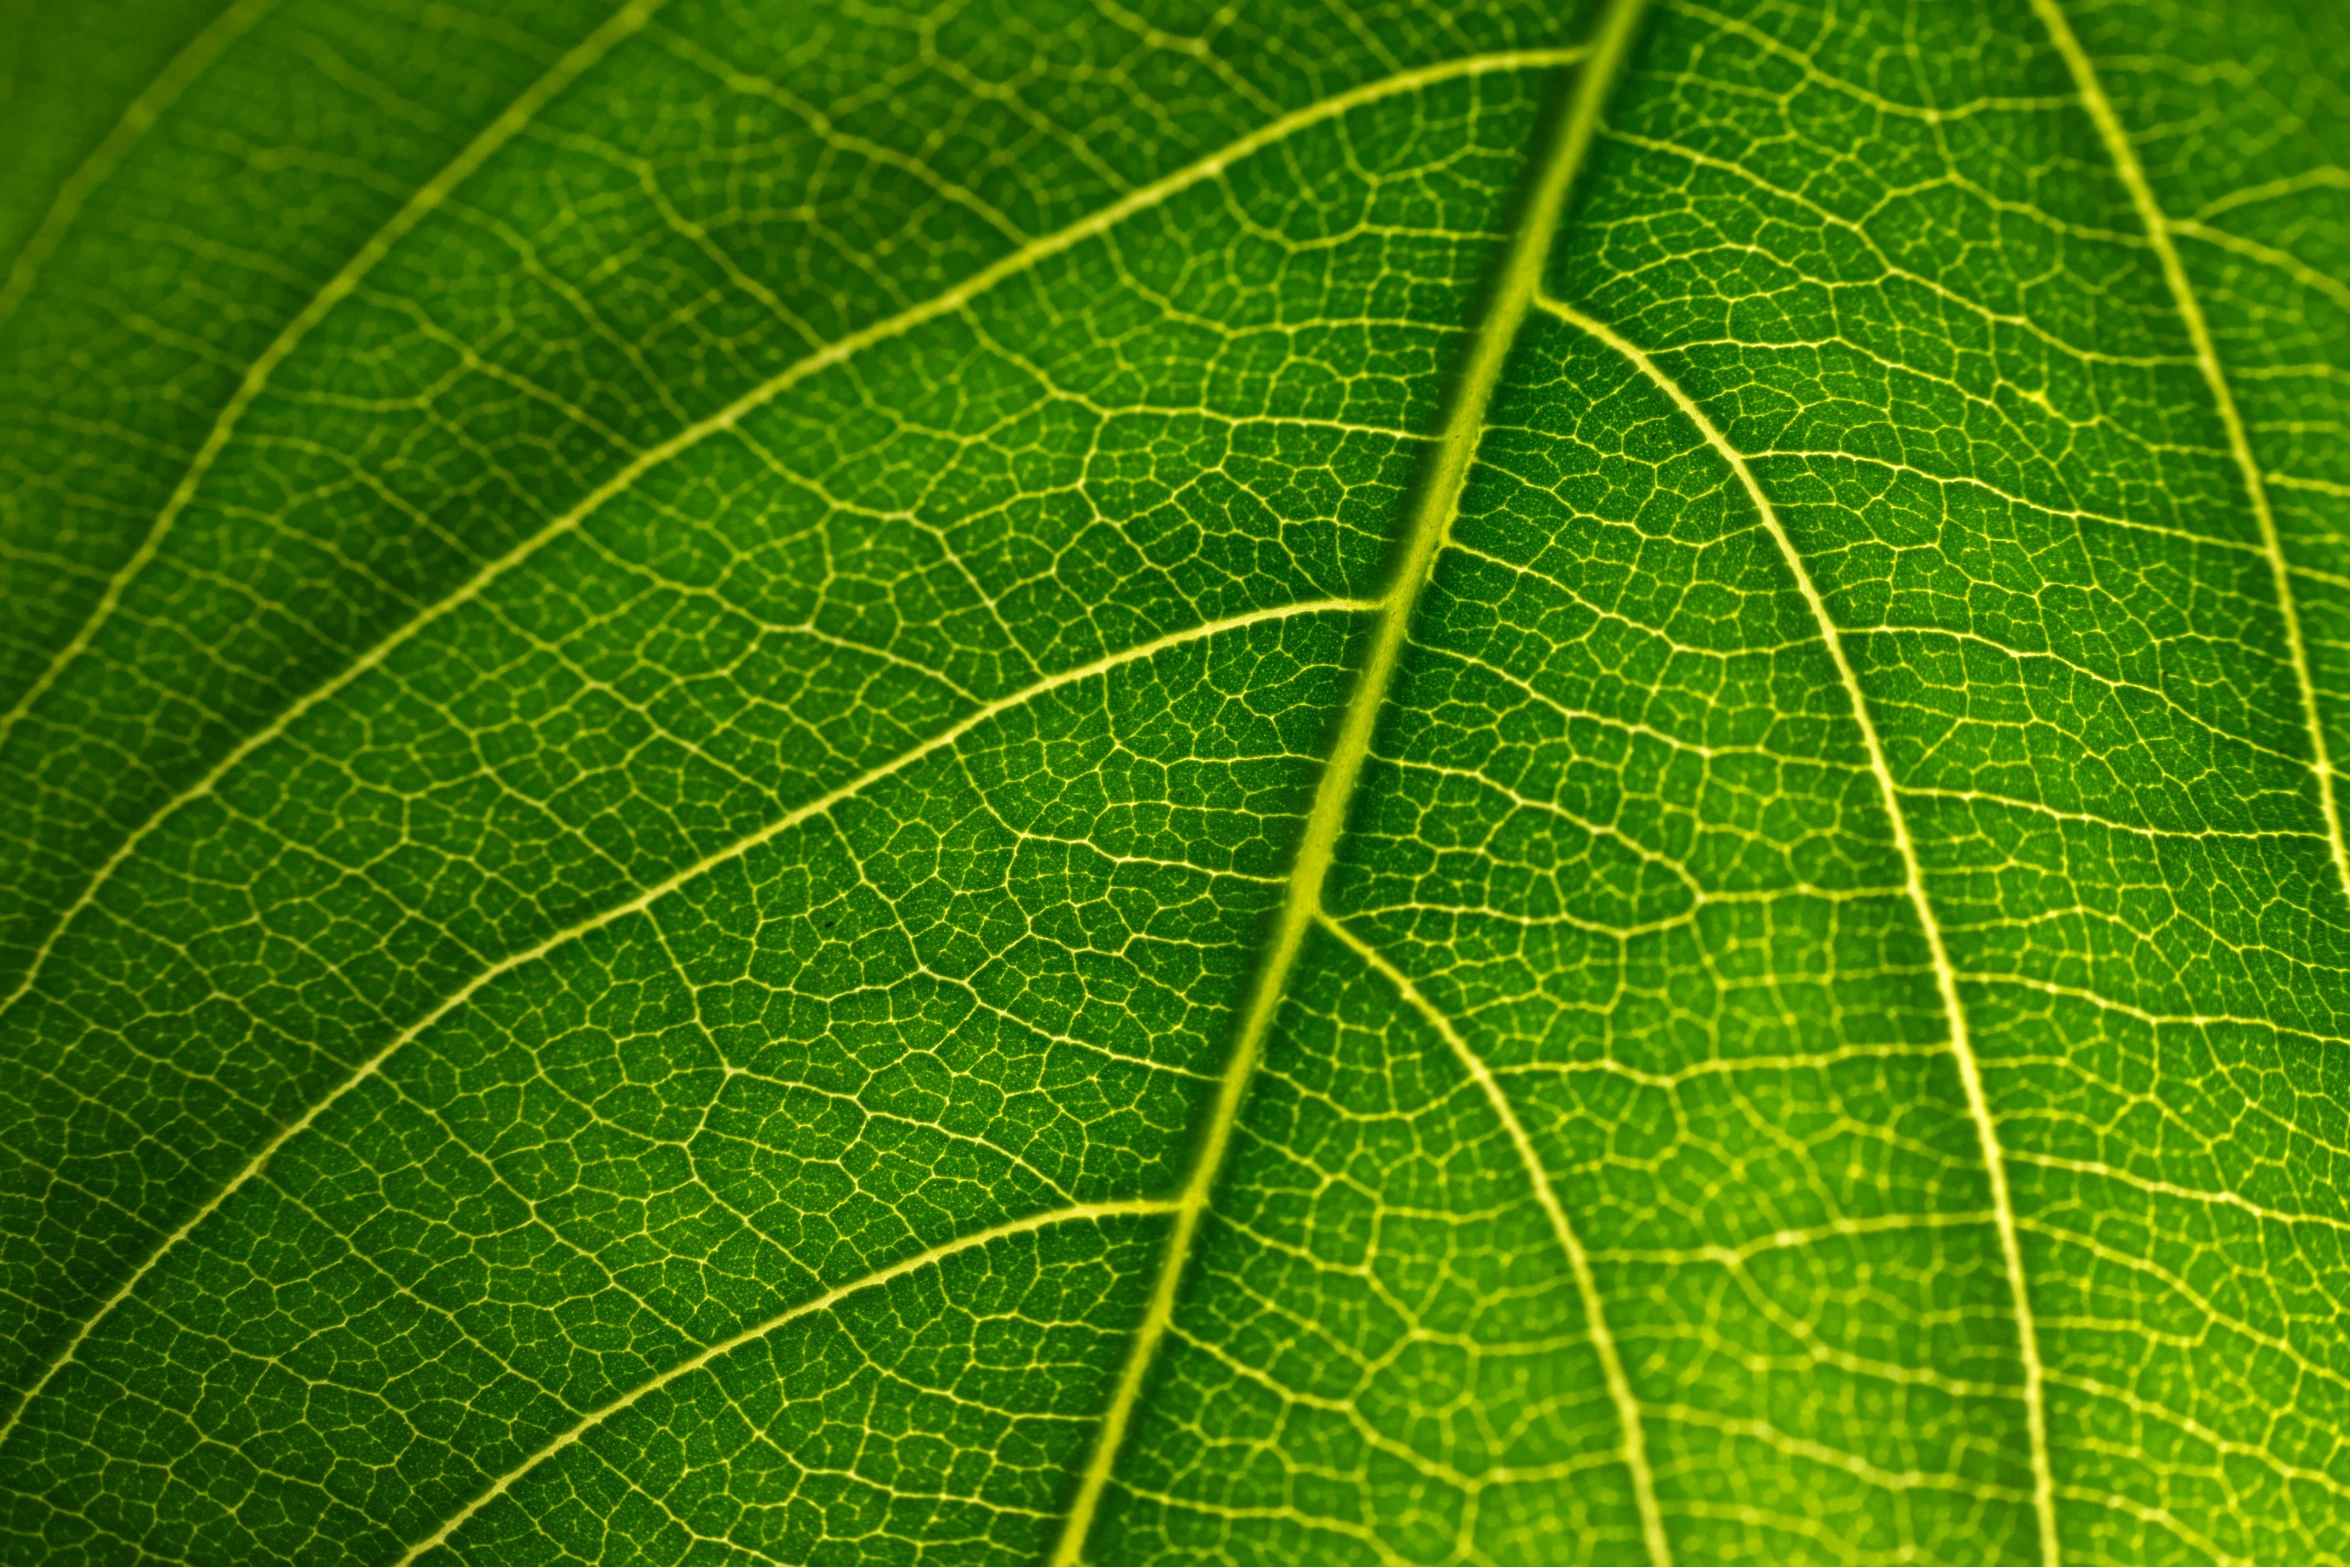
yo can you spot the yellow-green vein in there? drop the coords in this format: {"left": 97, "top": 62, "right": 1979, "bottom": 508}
{"left": 0, "top": 0, "right": 281, "bottom": 325}
{"left": 1319, "top": 911, "right": 1671, "bottom": 1567}
{"left": 0, "top": 0, "right": 670, "bottom": 758}
{"left": 1046, "top": 2, "right": 1652, "bottom": 1559}
{"left": 0, "top": 41, "right": 1586, "bottom": 1023}
{"left": 0, "top": 596, "right": 1359, "bottom": 1453}
{"left": 395, "top": 1199, "right": 1178, "bottom": 1565}
{"left": 2029, "top": 0, "right": 2350, "bottom": 916}
{"left": 1535, "top": 292, "right": 2062, "bottom": 1567}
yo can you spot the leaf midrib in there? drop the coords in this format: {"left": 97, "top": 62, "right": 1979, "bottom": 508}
{"left": 0, "top": 595, "right": 1362, "bottom": 1452}
{"left": 1045, "top": 3, "right": 1660, "bottom": 1561}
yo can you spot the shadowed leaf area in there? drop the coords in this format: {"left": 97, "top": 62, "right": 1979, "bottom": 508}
{"left": 4, "top": 0, "right": 2349, "bottom": 1561}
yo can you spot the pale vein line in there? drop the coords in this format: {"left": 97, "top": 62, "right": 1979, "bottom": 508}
{"left": 0, "top": 0, "right": 282, "bottom": 325}
{"left": 2026, "top": 0, "right": 2350, "bottom": 917}
{"left": 1535, "top": 294, "right": 2061, "bottom": 1566}
{"left": 1319, "top": 912, "right": 1669, "bottom": 1562}
{"left": 2007, "top": 1150, "right": 2350, "bottom": 1243}
{"left": 1046, "top": 3, "right": 1657, "bottom": 1562}
{"left": 0, "top": 0, "right": 670, "bottom": 757}
{"left": 392, "top": 1198, "right": 1177, "bottom": 1565}
{"left": 2168, "top": 218, "right": 2350, "bottom": 317}
{"left": 0, "top": 40, "right": 1586, "bottom": 1022}
{"left": 1965, "top": 966, "right": 2350, "bottom": 1047}
{"left": 0, "top": 596, "right": 1359, "bottom": 1452}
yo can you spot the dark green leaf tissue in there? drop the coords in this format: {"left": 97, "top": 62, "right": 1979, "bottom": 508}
{"left": 4, "top": 0, "right": 2348, "bottom": 1561}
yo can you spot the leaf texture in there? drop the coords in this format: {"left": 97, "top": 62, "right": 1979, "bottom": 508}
{"left": 3, "top": 0, "right": 2348, "bottom": 1563}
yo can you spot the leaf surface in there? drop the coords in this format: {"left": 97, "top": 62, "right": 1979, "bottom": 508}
{"left": 4, "top": 0, "right": 2349, "bottom": 1563}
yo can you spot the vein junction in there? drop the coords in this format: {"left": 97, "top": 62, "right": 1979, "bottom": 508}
{"left": 7, "top": 0, "right": 2350, "bottom": 1563}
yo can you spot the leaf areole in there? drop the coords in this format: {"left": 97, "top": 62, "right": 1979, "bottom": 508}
{"left": 6, "top": 0, "right": 2350, "bottom": 1563}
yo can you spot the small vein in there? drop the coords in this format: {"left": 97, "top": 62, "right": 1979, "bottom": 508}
{"left": 0, "top": 0, "right": 670, "bottom": 756}
{"left": 0, "top": 0, "right": 282, "bottom": 324}
{"left": 0, "top": 38, "right": 1586, "bottom": 1022}
{"left": 0, "top": 596, "right": 1356, "bottom": 1452}
{"left": 1044, "top": 8, "right": 1666, "bottom": 1565}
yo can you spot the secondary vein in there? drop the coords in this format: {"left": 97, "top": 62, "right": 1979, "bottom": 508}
{"left": 0, "top": 596, "right": 1355, "bottom": 1454}
{"left": 0, "top": 0, "right": 283, "bottom": 326}
{"left": 2027, "top": 0, "right": 2350, "bottom": 921}
{"left": 1044, "top": 2, "right": 1655, "bottom": 1559}
{"left": 1319, "top": 912, "right": 1672, "bottom": 1566}
{"left": 0, "top": 24, "right": 1596, "bottom": 1477}
{"left": 0, "top": 42, "right": 1585, "bottom": 1025}
{"left": 0, "top": 0, "right": 672, "bottom": 759}
{"left": 1537, "top": 292, "right": 2063, "bottom": 1567}
{"left": 395, "top": 1200, "right": 1178, "bottom": 1565}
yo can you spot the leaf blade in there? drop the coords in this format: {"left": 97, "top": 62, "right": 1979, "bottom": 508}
{"left": 8, "top": 1, "right": 2350, "bottom": 1563}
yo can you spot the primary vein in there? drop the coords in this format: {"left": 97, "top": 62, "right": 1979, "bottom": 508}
{"left": 0, "top": 27, "right": 1589, "bottom": 1470}
{"left": 1046, "top": 3, "right": 1652, "bottom": 1559}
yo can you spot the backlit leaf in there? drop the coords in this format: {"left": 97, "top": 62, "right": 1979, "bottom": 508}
{"left": 5, "top": 0, "right": 2348, "bottom": 1562}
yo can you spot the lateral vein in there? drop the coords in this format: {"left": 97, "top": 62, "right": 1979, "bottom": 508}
{"left": 1536, "top": 292, "right": 2061, "bottom": 1567}
{"left": 1319, "top": 912, "right": 1671, "bottom": 1566}
{"left": 0, "top": 41, "right": 1585, "bottom": 1023}
{"left": 394, "top": 1200, "right": 1178, "bottom": 1565}
{"left": 0, "top": 0, "right": 282, "bottom": 325}
{"left": 0, "top": 597, "right": 1357, "bottom": 1453}
{"left": 0, "top": 0, "right": 671, "bottom": 757}
{"left": 1045, "top": 3, "right": 1655, "bottom": 1560}
{"left": 2027, "top": 0, "right": 2350, "bottom": 919}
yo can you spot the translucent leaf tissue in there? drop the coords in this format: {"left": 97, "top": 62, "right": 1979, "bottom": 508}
{"left": 4, "top": 0, "right": 2348, "bottom": 1561}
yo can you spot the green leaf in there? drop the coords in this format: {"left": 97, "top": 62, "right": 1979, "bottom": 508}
{"left": 4, "top": 0, "right": 2347, "bottom": 1561}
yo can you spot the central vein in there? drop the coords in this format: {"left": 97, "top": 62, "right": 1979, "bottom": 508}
{"left": 1046, "top": 1, "right": 1653, "bottom": 1559}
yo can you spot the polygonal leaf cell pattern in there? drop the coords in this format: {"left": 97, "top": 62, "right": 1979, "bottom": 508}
{"left": 4, "top": 0, "right": 2349, "bottom": 1563}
